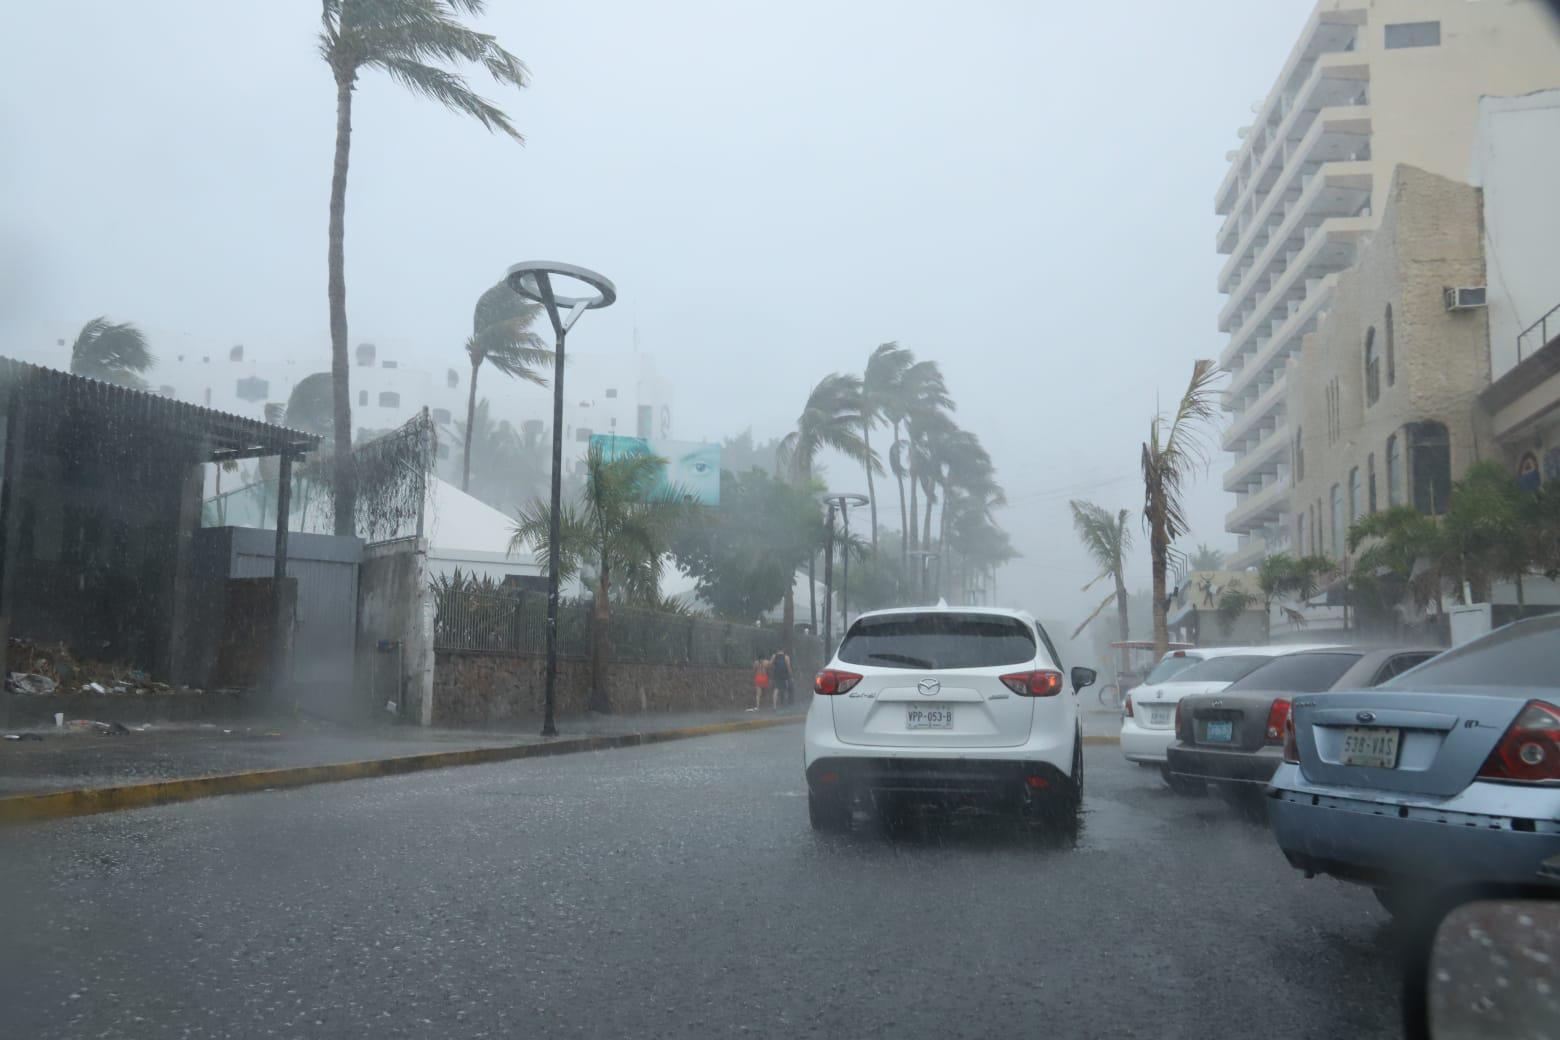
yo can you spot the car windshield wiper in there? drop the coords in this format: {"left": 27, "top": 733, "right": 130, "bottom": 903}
{"left": 864, "top": 652, "right": 935, "bottom": 668}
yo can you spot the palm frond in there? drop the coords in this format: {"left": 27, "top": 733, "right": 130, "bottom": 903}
{"left": 1071, "top": 590, "right": 1119, "bottom": 640}
{"left": 369, "top": 56, "right": 521, "bottom": 139}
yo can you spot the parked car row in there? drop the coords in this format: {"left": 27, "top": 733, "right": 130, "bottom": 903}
{"left": 1126, "top": 616, "right": 1560, "bottom": 913}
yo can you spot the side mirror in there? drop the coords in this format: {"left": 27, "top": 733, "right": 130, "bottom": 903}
{"left": 1406, "top": 894, "right": 1560, "bottom": 1038}
{"left": 1071, "top": 666, "right": 1097, "bottom": 691}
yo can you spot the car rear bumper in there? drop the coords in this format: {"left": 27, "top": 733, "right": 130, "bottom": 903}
{"left": 1120, "top": 718, "right": 1175, "bottom": 764}
{"left": 1167, "top": 744, "right": 1283, "bottom": 785}
{"left": 806, "top": 756, "right": 1071, "bottom": 801}
{"left": 1267, "top": 785, "right": 1560, "bottom": 890}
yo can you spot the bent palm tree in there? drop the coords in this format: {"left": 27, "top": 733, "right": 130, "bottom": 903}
{"left": 1142, "top": 359, "right": 1220, "bottom": 656}
{"left": 898, "top": 360, "right": 954, "bottom": 558}
{"left": 320, "top": 0, "right": 528, "bottom": 534}
{"left": 861, "top": 342, "right": 912, "bottom": 552}
{"left": 69, "top": 318, "right": 154, "bottom": 389}
{"left": 464, "top": 281, "right": 548, "bottom": 492}
{"left": 1070, "top": 500, "right": 1132, "bottom": 645}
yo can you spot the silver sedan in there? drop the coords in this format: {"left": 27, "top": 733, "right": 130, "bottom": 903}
{"left": 1267, "top": 614, "right": 1560, "bottom": 914}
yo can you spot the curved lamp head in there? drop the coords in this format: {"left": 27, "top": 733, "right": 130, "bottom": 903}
{"left": 505, "top": 261, "right": 616, "bottom": 333}
{"left": 822, "top": 492, "right": 870, "bottom": 509}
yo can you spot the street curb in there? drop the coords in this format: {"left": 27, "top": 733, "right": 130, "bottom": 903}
{"left": 0, "top": 715, "right": 803, "bottom": 825}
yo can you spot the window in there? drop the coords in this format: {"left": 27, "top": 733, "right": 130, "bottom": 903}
{"left": 235, "top": 376, "right": 269, "bottom": 402}
{"left": 1373, "top": 652, "right": 1437, "bottom": 685}
{"left": 1330, "top": 485, "right": 1343, "bottom": 555}
{"left": 355, "top": 342, "right": 376, "bottom": 367}
{"left": 1293, "top": 428, "right": 1304, "bottom": 482}
{"left": 605, "top": 388, "right": 618, "bottom": 399}
{"left": 436, "top": 442, "right": 451, "bottom": 460}
{"left": 1384, "top": 305, "right": 1395, "bottom": 387}
{"left": 1385, "top": 21, "right": 1440, "bottom": 49}
{"left": 1175, "top": 656, "right": 1271, "bottom": 684}
{"left": 1386, "top": 434, "right": 1402, "bottom": 506}
{"left": 229, "top": 344, "right": 244, "bottom": 362}
{"left": 1364, "top": 327, "right": 1379, "bottom": 405}
{"left": 1313, "top": 503, "right": 1321, "bottom": 555}
{"left": 1367, "top": 453, "right": 1378, "bottom": 513}
{"left": 575, "top": 427, "right": 593, "bottom": 442}
{"left": 378, "top": 391, "right": 400, "bottom": 408}
{"left": 837, "top": 613, "right": 1035, "bottom": 670}
{"left": 1348, "top": 467, "right": 1362, "bottom": 523}
{"left": 381, "top": 360, "right": 398, "bottom": 370}
{"left": 358, "top": 390, "right": 367, "bottom": 406}
{"left": 1297, "top": 511, "right": 1308, "bottom": 555}
{"left": 1225, "top": 652, "right": 1363, "bottom": 693}
{"left": 1407, "top": 421, "right": 1451, "bottom": 515}
{"left": 1382, "top": 617, "right": 1559, "bottom": 690}
{"left": 637, "top": 405, "right": 653, "bottom": 439}
{"left": 432, "top": 408, "right": 452, "bottom": 424}
{"left": 446, "top": 369, "right": 459, "bottom": 389}
{"left": 1144, "top": 655, "right": 1200, "bottom": 684}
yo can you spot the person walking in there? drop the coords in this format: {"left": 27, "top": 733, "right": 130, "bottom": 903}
{"left": 769, "top": 650, "right": 792, "bottom": 711}
{"left": 747, "top": 656, "right": 770, "bottom": 711}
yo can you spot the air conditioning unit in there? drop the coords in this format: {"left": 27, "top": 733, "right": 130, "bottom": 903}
{"left": 1444, "top": 286, "right": 1487, "bottom": 311}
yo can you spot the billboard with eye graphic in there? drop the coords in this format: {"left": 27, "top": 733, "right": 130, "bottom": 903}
{"left": 588, "top": 434, "right": 721, "bottom": 505}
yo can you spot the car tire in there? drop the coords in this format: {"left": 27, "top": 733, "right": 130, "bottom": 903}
{"left": 808, "top": 787, "right": 851, "bottom": 832}
{"left": 1161, "top": 766, "right": 1207, "bottom": 797}
{"left": 1066, "top": 728, "right": 1084, "bottom": 810}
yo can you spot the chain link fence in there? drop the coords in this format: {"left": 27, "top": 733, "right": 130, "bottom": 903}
{"left": 434, "top": 584, "right": 816, "bottom": 670}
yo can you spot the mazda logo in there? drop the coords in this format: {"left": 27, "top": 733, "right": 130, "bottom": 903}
{"left": 1357, "top": 710, "right": 1376, "bottom": 723}
{"left": 1211, "top": 700, "right": 1223, "bottom": 709}
{"left": 917, "top": 678, "right": 941, "bottom": 697}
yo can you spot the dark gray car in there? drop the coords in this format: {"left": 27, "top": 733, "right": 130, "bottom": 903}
{"left": 1166, "top": 647, "right": 1441, "bottom": 791}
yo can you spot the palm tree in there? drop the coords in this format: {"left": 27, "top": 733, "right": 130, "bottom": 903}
{"left": 1187, "top": 543, "right": 1225, "bottom": 571}
{"left": 1141, "top": 359, "right": 1220, "bottom": 656}
{"left": 320, "top": 0, "right": 528, "bottom": 535}
{"left": 69, "top": 318, "right": 154, "bottom": 388}
{"left": 1070, "top": 500, "right": 1132, "bottom": 646}
{"left": 464, "top": 281, "right": 549, "bottom": 492}
{"left": 778, "top": 373, "right": 875, "bottom": 636}
{"left": 860, "top": 342, "right": 912, "bottom": 552}
{"left": 898, "top": 361, "right": 954, "bottom": 558}
{"left": 511, "top": 445, "right": 683, "bottom": 713}
{"left": 1349, "top": 507, "right": 1447, "bottom": 617}
{"left": 1255, "top": 553, "right": 1336, "bottom": 634}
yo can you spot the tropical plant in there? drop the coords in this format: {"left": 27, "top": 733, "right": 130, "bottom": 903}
{"left": 1070, "top": 500, "right": 1132, "bottom": 645}
{"left": 511, "top": 444, "right": 685, "bottom": 712}
{"left": 320, "top": 0, "right": 528, "bottom": 534}
{"left": 1348, "top": 507, "right": 1447, "bottom": 615}
{"left": 899, "top": 361, "right": 954, "bottom": 558}
{"left": 1187, "top": 543, "right": 1225, "bottom": 571}
{"left": 454, "top": 399, "right": 548, "bottom": 512}
{"left": 1256, "top": 553, "right": 1336, "bottom": 633}
{"left": 464, "top": 281, "right": 549, "bottom": 492}
{"left": 69, "top": 318, "right": 154, "bottom": 388}
{"left": 860, "top": 342, "right": 913, "bottom": 551}
{"left": 1141, "top": 359, "right": 1220, "bottom": 656}
{"left": 1215, "top": 583, "right": 1257, "bottom": 637}
{"left": 1440, "top": 461, "right": 1530, "bottom": 604}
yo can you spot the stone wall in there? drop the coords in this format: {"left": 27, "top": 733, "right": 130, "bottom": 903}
{"left": 433, "top": 652, "right": 759, "bottom": 726}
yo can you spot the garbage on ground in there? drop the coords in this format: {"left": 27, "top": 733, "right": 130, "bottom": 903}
{"left": 64, "top": 720, "right": 131, "bottom": 735}
{"left": 5, "top": 672, "right": 57, "bottom": 695}
{"left": 4, "top": 733, "right": 45, "bottom": 741}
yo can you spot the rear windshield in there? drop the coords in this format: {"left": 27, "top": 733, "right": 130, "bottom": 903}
{"left": 837, "top": 614, "right": 1037, "bottom": 670}
{"left": 1172, "top": 655, "right": 1270, "bottom": 683}
{"left": 1144, "top": 655, "right": 1200, "bottom": 684}
{"left": 1224, "top": 652, "right": 1362, "bottom": 693}
{"left": 1383, "top": 618, "right": 1559, "bottom": 690}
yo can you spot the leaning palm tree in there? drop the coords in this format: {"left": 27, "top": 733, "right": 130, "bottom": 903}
{"left": 897, "top": 360, "right": 954, "bottom": 559}
{"left": 512, "top": 445, "right": 682, "bottom": 713}
{"left": 1071, "top": 500, "right": 1132, "bottom": 646}
{"left": 69, "top": 318, "right": 154, "bottom": 389}
{"left": 320, "top": 0, "right": 529, "bottom": 534}
{"left": 860, "top": 342, "right": 912, "bottom": 552}
{"left": 1142, "top": 359, "right": 1220, "bottom": 656}
{"left": 464, "top": 281, "right": 548, "bottom": 492}
{"left": 778, "top": 373, "right": 876, "bottom": 634}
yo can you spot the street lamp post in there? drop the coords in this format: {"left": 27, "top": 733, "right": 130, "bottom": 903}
{"left": 822, "top": 492, "right": 868, "bottom": 642}
{"left": 821, "top": 502, "right": 836, "bottom": 654}
{"left": 505, "top": 261, "right": 616, "bottom": 738}
{"left": 907, "top": 549, "right": 939, "bottom": 603}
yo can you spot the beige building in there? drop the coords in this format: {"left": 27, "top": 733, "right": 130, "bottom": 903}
{"left": 1216, "top": 0, "right": 1560, "bottom": 569}
{"left": 1288, "top": 166, "right": 1489, "bottom": 574}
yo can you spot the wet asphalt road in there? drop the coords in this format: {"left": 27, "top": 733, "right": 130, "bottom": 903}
{"left": 0, "top": 727, "right": 1404, "bottom": 1039}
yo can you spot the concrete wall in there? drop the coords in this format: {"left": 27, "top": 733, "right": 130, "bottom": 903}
{"left": 432, "top": 653, "right": 756, "bottom": 726}
{"left": 1289, "top": 164, "right": 1489, "bottom": 556}
{"left": 357, "top": 538, "right": 436, "bottom": 725}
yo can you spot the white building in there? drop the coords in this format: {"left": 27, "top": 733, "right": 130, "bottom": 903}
{"left": 1215, "top": 0, "right": 1560, "bottom": 570}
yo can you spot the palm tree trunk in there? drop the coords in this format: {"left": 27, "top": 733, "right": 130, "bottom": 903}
{"left": 863, "top": 421, "right": 878, "bottom": 552}
{"left": 921, "top": 477, "right": 935, "bottom": 550}
{"left": 327, "top": 72, "right": 356, "bottom": 536}
{"left": 782, "top": 584, "right": 795, "bottom": 656}
{"left": 807, "top": 553, "right": 817, "bottom": 631}
{"left": 907, "top": 430, "right": 919, "bottom": 553}
{"left": 1113, "top": 570, "right": 1130, "bottom": 644}
{"left": 462, "top": 358, "right": 481, "bottom": 492}
{"left": 893, "top": 424, "right": 909, "bottom": 566}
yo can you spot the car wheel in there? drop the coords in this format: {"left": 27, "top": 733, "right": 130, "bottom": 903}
{"left": 1066, "top": 729, "right": 1084, "bottom": 810}
{"left": 808, "top": 787, "right": 851, "bottom": 832}
{"left": 1161, "top": 766, "right": 1207, "bottom": 797}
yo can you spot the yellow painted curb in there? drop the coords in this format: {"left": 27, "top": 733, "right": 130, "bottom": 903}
{"left": 0, "top": 715, "right": 803, "bottom": 824}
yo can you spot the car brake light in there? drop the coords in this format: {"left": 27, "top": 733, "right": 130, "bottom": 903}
{"left": 813, "top": 669, "right": 862, "bottom": 696}
{"left": 1476, "top": 700, "right": 1560, "bottom": 784}
{"left": 999, "top": 669, "right": 1064, "bottom": 697}
{"left": 1264, "top": 698, "right": 1291, "bottom": 745}
{"left": 1174, "top": 698, "right": 1183, "bottom": 733}
{"left": 1282, "top": 717, "right": 1299, "bottom": 764}
{"left": 1123, "top": 693, "right": 1134, "bottom": 718}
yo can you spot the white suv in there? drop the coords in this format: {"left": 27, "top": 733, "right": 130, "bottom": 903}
{"left": 802, "top": 606, "right": 1095, "bottom": 831}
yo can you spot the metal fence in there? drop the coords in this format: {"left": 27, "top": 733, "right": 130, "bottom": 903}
{"left": 433, "top": 587, "right": 808, "bottom": 669}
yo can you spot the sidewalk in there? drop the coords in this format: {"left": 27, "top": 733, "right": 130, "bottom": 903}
{"left": 0, "top": 706, "right": 803, "bottom": 799}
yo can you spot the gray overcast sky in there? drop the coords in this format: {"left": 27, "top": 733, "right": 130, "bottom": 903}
{"left": 0, "top": 0, "right": 1312, "bottom": 627}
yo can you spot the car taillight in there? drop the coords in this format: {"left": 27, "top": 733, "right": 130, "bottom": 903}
{"left": 999, "top": 669, "right": 1064, "bottom": 697}
{"left": 1264, "top": 698, "right": 1291, "bottom": 745}
{"left": 813, "top": 669, "right": 862, "bottom": 696}
{"left": 1174, "top": 698, "right": 1183, "bottom": 734}
{"left": 1123, "top": 694, "right": 1134, "bottom": 718}
{"left": 1282, "top": 717, "right": 1299, "bottom": 764}
{"left": 1476, "top": 700, "right": 1560, "bottom": 784}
